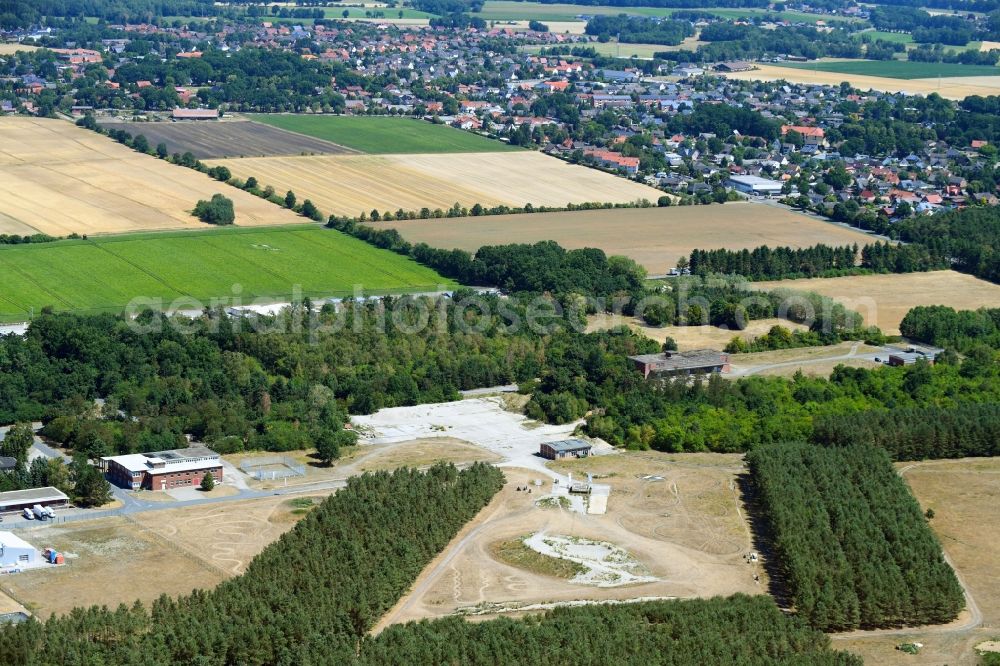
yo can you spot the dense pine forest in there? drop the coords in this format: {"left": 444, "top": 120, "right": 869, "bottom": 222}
{"left": 812, "top": 403, "right": 1000, "bottom": 460}
{"left": 359, "top": 595, "right": 860, "bottom": 665}
{"left": 747, "top": 443, "right": 964, "bottom": 631}
{"left": 901, "top": 305, "right": 1000, "bottom": 352}
{"left": 689, "top": 244, "right": 861, "bottom": 280}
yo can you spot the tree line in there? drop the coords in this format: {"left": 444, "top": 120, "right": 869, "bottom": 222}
{"left": 724, "top": 323, "right": 884, "bottom": 354}
{"left": 812, "top": 402, "right": 1000, "bottom": 460}
{"left": 747, "top": 442, "right": 964, "bottom": 631}
{"left": 330, "top": 219, "right": 648, "bottom": 297}
{"left": 900, "top": 304, "right": 1000, "bottom": 352}
{"left": 585, "top": 15, "right": 695, "bottom": 46}
{"left": 689, "top": 244, "right": 861, "bottom": 280}
{"left": 665, "top": 24, "right": 865, "bottom": 64}
{"left": 688, "top": 242, "right": 952, "bottom": 281}
{"left": 359, "top": 595, "right": 859, "bottom": 665}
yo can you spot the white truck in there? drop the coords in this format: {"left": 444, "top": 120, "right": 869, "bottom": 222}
{"left": 22, "top": 507, "right": 33, "bottom": 520}
{"left": 32, "top": 504, "right": 49, "bottom": 520}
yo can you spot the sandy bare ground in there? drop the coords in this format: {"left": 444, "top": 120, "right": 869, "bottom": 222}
{"left": 0, "top": 437, "right": 508, "bottom": 618}
{"left": 0, "top": 517, "right": 230, "bottom": 618}
{"left": 753, "top": 271, "right": 1000, "bottom": 335}
{"left": 375, "top": 453, "right": 764, "bottom": 628}
{"left": 835, "top": 458, "right": 1000, "bottom": 665}
{"left": 0, "top": 589, "right": 26, "bottom": 615}
{"left": 207, "top": 152, "right": 663, "bottom": 219}
{"left": 130, "top": 495, "right": 310, "bottom": 576}
{"left": 587, "top": 314, "right": 809, "bottom": 349}
{"left": 0, "top": 117, "right": 305, "bottom": 236}
{"left": 380, "top": 203, "right": 873, "bottom": 272}
{"left": 719, "top": 64, "right": 1000, "bottom": 100}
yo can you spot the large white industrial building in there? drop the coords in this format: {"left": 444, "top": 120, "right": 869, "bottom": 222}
{"left": 0, "top": 531, "right": 38, "bottom": 568}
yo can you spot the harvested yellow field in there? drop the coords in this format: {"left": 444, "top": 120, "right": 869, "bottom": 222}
{"left": 980, "top": 41, "right": 1000, "bottom": 52}
{"left": 720, "top": 64, "right": 1000, "bottom": 100}
{"left": 0, "top": 43, "right": 36, "bottom": 55}
{"left": 380, "top": 203, "right": 874, "bottom": 272}
{"left": 207, "top": 151, "right": 663, "bottom": 219}
{"left": 0, "top": 117, "right": 305, "bottom": 236}
{"left": 753, "top": 271, "right": 1000, "bottom": 335}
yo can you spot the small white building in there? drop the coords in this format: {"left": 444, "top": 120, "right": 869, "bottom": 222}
{"left": 0, "top": 531, "right": 38, "bottom": 568}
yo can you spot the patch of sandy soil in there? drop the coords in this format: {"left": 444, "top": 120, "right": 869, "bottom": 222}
{"left": 587, "top": 314, "right": 809, "bottom": 349}
{"left": 522, "top": 532, "right": 657, "bottom": 587}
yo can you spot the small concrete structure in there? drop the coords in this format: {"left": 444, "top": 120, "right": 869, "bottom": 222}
{"left": 539, "top": 439, "right": 592, "bottom": 460}
{"left": 628, "top": 350, "right": 730, "bottom": 378}
{"left": 888, "top": 344, "right": 943, "bottom": 366}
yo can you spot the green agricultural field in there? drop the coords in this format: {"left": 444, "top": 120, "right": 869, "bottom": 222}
{"left": 474, "top": 1, "right": 861, "bottom": 23}
{"left": 251, "top": 115, "right": 517, "bottom": 154}
{"left": 0, "top": 227, "right": 454, "bottom": 321}
{"left": 321, "top": 7, "right": 437, "bottom": 18}
{"left": 854, "top": 29, "right": 914, "bottom": 45}
{"left": 771, "top": 58, "right": 1000, "bottom": 79}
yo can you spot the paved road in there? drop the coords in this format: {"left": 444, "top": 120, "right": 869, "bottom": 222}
{"left": 729, "top": 344, "right": 894, "bottom": 377}
{"left": 2, "top": 473, "right": 351, "bottom": 530}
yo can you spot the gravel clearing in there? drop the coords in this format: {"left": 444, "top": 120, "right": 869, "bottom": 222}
{"left": 523, "top": 532, "right": 658, "bottom": 587}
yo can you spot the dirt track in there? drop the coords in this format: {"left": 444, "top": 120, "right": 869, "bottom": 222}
{"left": 376, "top": 454, "right": 763, "bottom": 629}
